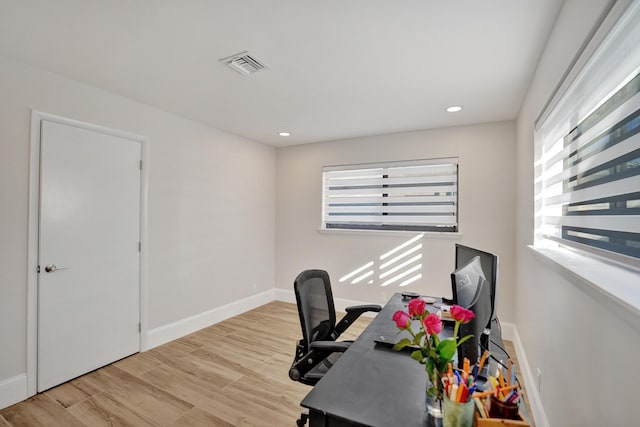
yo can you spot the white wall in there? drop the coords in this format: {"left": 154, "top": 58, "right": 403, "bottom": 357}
{"left": 0, "top": 56, "right": 275, "bottom": 390}
{"left": 276, "top": 122, "right": 517, "bottom": 320}
{"left": 515, "top": 1, "right": 640, "bottom": 426}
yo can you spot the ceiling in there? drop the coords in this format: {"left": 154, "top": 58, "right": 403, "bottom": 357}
{"left": 0, "top": 0, "right": 564, "bottom": 147}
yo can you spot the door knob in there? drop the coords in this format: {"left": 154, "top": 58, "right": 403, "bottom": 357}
{"left": 44, "top": 264, "right": 70, "bottom": 273}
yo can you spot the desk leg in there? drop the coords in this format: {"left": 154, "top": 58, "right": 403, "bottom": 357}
{"left": 308, "top": 409, "right": 362, "bottom": 426}
{"left": 308, "top": 409, "right": 327, "bottom": 427}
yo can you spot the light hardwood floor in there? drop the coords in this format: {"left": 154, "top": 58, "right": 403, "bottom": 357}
{"left": 0, "top": 302, "right": 533, "bottom": 426}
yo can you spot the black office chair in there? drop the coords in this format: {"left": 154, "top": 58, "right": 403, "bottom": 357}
{"left": 289, "top": 269, "right": 381, "bottom": 426}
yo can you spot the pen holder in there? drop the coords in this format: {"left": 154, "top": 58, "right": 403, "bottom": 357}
{"left": 442, "top": 396, "right": 474, "bottom": 427}
{"left": 488, "top": 395, "right": 520, "bottom": 420}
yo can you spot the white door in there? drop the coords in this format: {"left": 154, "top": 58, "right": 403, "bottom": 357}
{"left": 38, "top": 120, "right": 141, "bottom": 392}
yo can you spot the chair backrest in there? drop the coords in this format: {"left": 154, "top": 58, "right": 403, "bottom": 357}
{"left": 294, "top": 269, "right": 337, "bottom": 353}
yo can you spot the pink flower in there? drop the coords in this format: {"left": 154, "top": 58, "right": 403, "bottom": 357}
{"left": 423, "top": 313, "right": 442, "bottom": 335}
{"left": 408, "top": 298, "right": 426, "bottom": 317}
{"left": 392, "top": 310, "right": 411, "bottom": 329}
{"left": 450, "top": 305, "right": 475, "bottom": 323}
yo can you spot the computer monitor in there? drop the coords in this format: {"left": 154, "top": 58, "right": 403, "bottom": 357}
{"left": 456, "top": 277, "right": 492, "bottom": 367}
{"left": 451, "top": 256, "right": 485, "bottom": 309}
{"left": 455, "top": 244, "right": 499, "bottom": 328}
{"left": 450, "top": 256, "right": 492, "bottom": 366}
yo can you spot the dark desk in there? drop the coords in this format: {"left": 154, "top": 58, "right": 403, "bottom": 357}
{"left": 300, "top": 293, "right": 509, "bottom": 427}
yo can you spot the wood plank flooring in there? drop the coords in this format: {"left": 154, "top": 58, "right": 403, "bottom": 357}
{"left": 501, "top": 340, "right": 535, "bottom": 426}
{"left": 0, "top": 301, "right": 534, "bottom": 426}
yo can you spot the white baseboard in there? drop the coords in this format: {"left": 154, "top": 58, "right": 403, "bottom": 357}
{"left": 509, "top": 325, "right": 550, "bottom": 427}
{"left": 274, "top": 288, "right": 296, "bottom": 304}
{"left": 0, "top": 374, "right": 27, "bottom": 410}
{"left": 275, "top": 289, "right": 379, "bottom": 317}
{"left": 145, "top": 290, "right": 276, "bottom": 350}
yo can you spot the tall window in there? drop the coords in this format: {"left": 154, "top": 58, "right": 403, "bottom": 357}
{"left": 535, "top": 1, "right": 640, "bottom": 262}
{"left": 322, "top": 158, "right": 458, "bottom": 232}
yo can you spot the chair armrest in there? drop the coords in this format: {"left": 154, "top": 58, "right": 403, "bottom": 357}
{"left": 345, "top": 304, "right": 382, "bottom": 315}
{"left": 289, "top": 341, "right": 350, "bottom": 382}
{"left": 310, "top": 340, "right": 351, "bottom": 353}
{"left": 333, "top": 304, "right": 382, "bottom": 338}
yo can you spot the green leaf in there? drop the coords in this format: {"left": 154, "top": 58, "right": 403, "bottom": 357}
{"left": 437, "top": 339, "right": 456, "bottom": 360}
{"left": 411, "top": 350, "right": 424, "bottom": 362}
{"left": 426, "top": 357, "right": 434, "bottom": 374}
{"left": 435, "top": 358, "right": 449, "bottom": 373}
{"left": 392, "top": 338, "right": 412, "bottom": 351}
{"left": 427, "top": 385, "right": 437, "bottom": 397}
{"left": 413, "top": 331, "right": 426, "bottom": 346}
{"left": 428, "top": 346, "right": 437, "bottom": 359}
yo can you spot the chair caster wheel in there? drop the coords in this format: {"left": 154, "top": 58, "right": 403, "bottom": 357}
{"left": 296, "top": 412, "right": 309, "bottom": 426}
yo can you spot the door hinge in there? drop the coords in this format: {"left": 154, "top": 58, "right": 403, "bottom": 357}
{"left": 139, "top": 160, "right": 143, "bottom": 170}
{"left": 138, "top": 241, "right": 141, "bottom": 252}
{"left": 138, "top": 323, "right": 141, "bottom": 332}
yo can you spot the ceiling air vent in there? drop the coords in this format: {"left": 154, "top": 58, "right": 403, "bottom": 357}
{"left": 219, "top": 51, "right": 268, "bottom": 76}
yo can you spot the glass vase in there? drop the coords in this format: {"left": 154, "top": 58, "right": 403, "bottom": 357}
{"left": 425, "top": 373, "right": 444, "bottom": 421}
{"left": 425, "top": 391, "right": 444, "bottom": 419}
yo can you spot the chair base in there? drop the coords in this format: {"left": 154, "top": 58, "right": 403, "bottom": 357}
{"left": 297, "top": 411, "right": 309, "bottom": 426}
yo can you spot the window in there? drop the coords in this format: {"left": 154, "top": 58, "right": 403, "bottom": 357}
{"left": 322, "top": 158, "right": 458, "bottom": 232}
{"left": 535, "top": 1, "right": 640, "bottom": 263}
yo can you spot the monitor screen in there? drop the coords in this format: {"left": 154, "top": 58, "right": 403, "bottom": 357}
{"left": 451, "top": 256, "right": 485, "bottom": 309}
{"left": 455, "top": 244, "right": 499, "bottom": 325}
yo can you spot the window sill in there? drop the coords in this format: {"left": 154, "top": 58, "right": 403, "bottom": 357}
{"left": 317, "top": 227, "right": 462, "bottom": 239}
{"left": 528, "top": 243, "right": 640, "bottom": 329}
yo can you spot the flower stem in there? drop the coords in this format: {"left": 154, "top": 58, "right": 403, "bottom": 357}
{"left": 452, "top": 320, "right": 460, "bottom": 343}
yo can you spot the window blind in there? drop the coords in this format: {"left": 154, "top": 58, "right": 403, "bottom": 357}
{"left": 322, "top": 159, "right": 458, "bottom": 232}
{"left": 535, "top": 1, "right": 640, "bottom": 261}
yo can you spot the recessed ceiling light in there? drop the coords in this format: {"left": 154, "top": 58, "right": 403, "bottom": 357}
{"left": 446, "top": 106, "right": 463, "bottom": 113}
{"left": 278, "top": 132, "right": 291, "bottom": 137}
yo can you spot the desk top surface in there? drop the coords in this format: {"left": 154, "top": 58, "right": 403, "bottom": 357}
{"left": 300, "top": 293, "right": 507, "bottom": 427}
